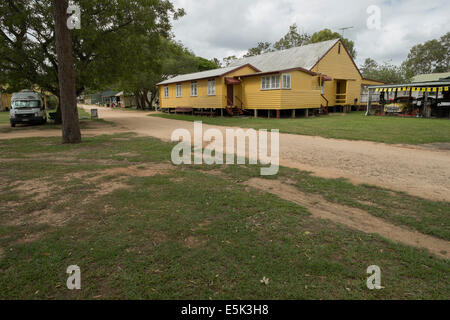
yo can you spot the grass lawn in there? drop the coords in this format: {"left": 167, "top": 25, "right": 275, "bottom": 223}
{"left": 0, "top": 111, "right": 10, "bottom": 124}
{"left": 150, "top": 112, "right": 450, "bottom": 145}
{"left": 0, "top": 133, "right": 448, "bottom": 300}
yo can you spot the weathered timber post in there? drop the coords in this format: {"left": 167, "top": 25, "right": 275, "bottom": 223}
{"left": 423, "top": 92, "right": 430, "bottom": 118}
{"left": 254, "top": 109, "right": 258, "bottom": 118}
{"left": 292, "top": 109, "right": 296, "bottom": 118}
{"left": 365, "top": 87, "right": 372, "bottom": 116}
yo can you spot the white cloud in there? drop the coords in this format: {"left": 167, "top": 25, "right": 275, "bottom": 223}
{"left": 171, "top": 0, "right": 450, "bottom": 67}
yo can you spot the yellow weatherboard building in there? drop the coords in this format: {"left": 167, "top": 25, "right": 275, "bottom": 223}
{"left": 0, "top": 92, "right": 12, "bottom": 111}
{"left": 157, "top": 39, "right": 383, "bottom": 116}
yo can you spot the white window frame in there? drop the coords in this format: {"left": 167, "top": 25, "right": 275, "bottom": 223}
{"left": 208, "top": 79, "right": 216, "bottom": 96}
{"left": 164, "top": 85, "right": 169, "bottom": 98}
{"left": 261, "top": 75, "right": 281, "bottom": 90}
{"left": 282, "top": 74, "right": 291, "bottom": 89}
{"left": 176, "top": 84, "right": 182, "bottom": 98}
{"left": 190, "top": 81, "right": 198, "bottom": 97}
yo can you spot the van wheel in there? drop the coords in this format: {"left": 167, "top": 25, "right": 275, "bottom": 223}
{"left": 10, "top": 122, "right": 16, "bottom": 128}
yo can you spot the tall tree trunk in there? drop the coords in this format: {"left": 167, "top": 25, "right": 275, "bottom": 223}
{"left": 134, "top": 91, "right": 142, "bottom": 109}
{"left": 144, "top": 89, "right": 153, "bottom": 110}
{"left": 54, "top": 96, "right": 62, "bottom": 124}
{"left": 140, "top": 92, "right": 146, "bottom": 110}
{"left": 149, "top": 88, "right": 158, "bottom": 110}
{"left": 53, "top": 0, "right": 81, "bottom": 144}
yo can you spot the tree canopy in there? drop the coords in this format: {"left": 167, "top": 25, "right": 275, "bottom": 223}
{"left": 0, "top": 0, "right": 185, "bottom": 98}
{"left": 273, "top": 24, "right": 310, "bottom": 51}
{"left": 362, "top": 32, "right": 450, "bottom": 84}
{"left": 402, "top": 32, "right": 450, "bottom": 80}
{"left": 117, "top": 38, "right": 219, "bottom": 109}
{"left": 308, "top": 28, "right": 356, "bottom": 59}
{"left": 244, "top": 42, "right": 273, "bottom": 58}
{"left": 360, "top": 58, "right": 406, "bottom": 84}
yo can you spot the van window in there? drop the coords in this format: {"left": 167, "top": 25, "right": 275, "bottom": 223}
{"left": 13, "top": 100, "right": 40, "bottom": 108}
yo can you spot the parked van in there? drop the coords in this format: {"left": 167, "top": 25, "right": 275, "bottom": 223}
{"left": 10, "top": 90, "right": 47, "bottom": 127}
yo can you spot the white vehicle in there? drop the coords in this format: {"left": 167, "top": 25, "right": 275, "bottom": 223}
{"left": 10, "top": 90, "right": 47, "bottom": 127}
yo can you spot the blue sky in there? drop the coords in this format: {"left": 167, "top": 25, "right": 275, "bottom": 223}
{"left": 171, "top": 0, "right": 449, "bottom": 67}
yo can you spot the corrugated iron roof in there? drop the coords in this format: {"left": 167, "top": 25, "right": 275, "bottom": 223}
{"left": 368, "top": 80, "right": 450, "bottom": 89}
{"left": 412, "top": 72, "right": 450, "bottom": 83}
{"left": 228, "top": 39, "right": 339, "bottom": 73}
{"left": 158, "top": 65, "right": 249, "bottom": 85}
{"left": 101, "top": 90, "right": 121, "bottom": 98}
{"left": 157, "top": 39, "right": 340, "bottom": 86}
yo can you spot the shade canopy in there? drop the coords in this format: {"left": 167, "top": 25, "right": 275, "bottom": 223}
{"left": 225, "top": 77, "right": 241, "bottom": 85}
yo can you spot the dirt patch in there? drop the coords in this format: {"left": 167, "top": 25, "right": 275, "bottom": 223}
{"left": 355, "top": 200, "right": 385, "bottom": 209}
{"left": 97, "top": 163, "right": 174, "bottom": 178}
{"left": 245, "top": 178, "right": 450, "bottom": 259}
{"left": 184, "top": 236, "right": 207, "bottom": 249}
{"left": 5, "top": 206, "right": 71, "bottom": 228}
{"left": 81, "top": 181, "right": 130, "bottom": 205}
{"left": 170, "top": 177, "right": 185, "bottom": 183}
{"left": 19, "top": 232, "right": 47, "bottom": 244}
{"left": 11, "top": 179, "right": 53, "bottom": 202}
{"left": 27, "top": 209, "right": 70, "bottom": 227}
{"left": 152, "top": 232, "right": 168, "bottom": 246}
{"left": 115, "top": 152, "right": 140, "bottom": 157}
{"left": 3, "top": 163, "right": 175, "bottom": 228}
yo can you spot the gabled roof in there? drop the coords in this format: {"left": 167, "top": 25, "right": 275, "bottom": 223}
{"left": 156, "top": 39, "right": 352, "bottom": 86}
{"left": 157, "top": 64, "right": 260, "bottom": 85}
{"left": 228, "top": 39, "right": 340, "bottom": 73}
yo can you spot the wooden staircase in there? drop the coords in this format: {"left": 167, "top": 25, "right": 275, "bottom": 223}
{"left": 226, "top": 106, "right": 244, "bottom": 116}
{"left": 225, "top": 95, "right": 244, "bottom": 117}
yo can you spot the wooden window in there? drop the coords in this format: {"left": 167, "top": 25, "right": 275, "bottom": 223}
{"left": 164, "top": 85, "right": 169, "bottom": 98}
{"left": 208, "top": 79, "right": 216, "bottom": 96}
{"left": 190, "top": 81, "right": 198, "bottom": 97}
{"left": 261, "top": 75, "right": 280, "bottom": 90}
{"left": 176, "top": 84, "right": 182, "bottom": 98}
{"left": 282, "top": 74, "right": 291, "bottom": 89}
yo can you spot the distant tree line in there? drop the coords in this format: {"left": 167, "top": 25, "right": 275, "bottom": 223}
{"left": 361, "top": 32, "right": 449, "bottom": 84}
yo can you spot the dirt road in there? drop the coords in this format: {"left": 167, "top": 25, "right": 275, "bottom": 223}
{"left": 3, "top": 105, "right": 450, "bottom": 202}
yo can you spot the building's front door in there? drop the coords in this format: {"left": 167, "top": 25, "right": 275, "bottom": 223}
{"left": 336, "top": 80, "right": 347, "bottom": 104}
{"left": 227, "top": 84, "right": 234, "bottom": 106}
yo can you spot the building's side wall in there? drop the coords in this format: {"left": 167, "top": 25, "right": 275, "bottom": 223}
{"left": 311, "top": 41, "right": 363, "bottom": 105}
{"left": 226, "top": 66, "right": 258, "bottom": 78}
{"left": 241, "top": 71, "right": 320, "bottom": 110}
{"left": 0, "top": 93, "right": 12, "bottom": 111}
{"left": 241, "top": 76, "right": 281, "bottom": 110}
{"left": 159, "top": 77, "right": 224, "bottom": 109}
{"left": 280, "top": 71, "right": 321, "bottom": 109}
